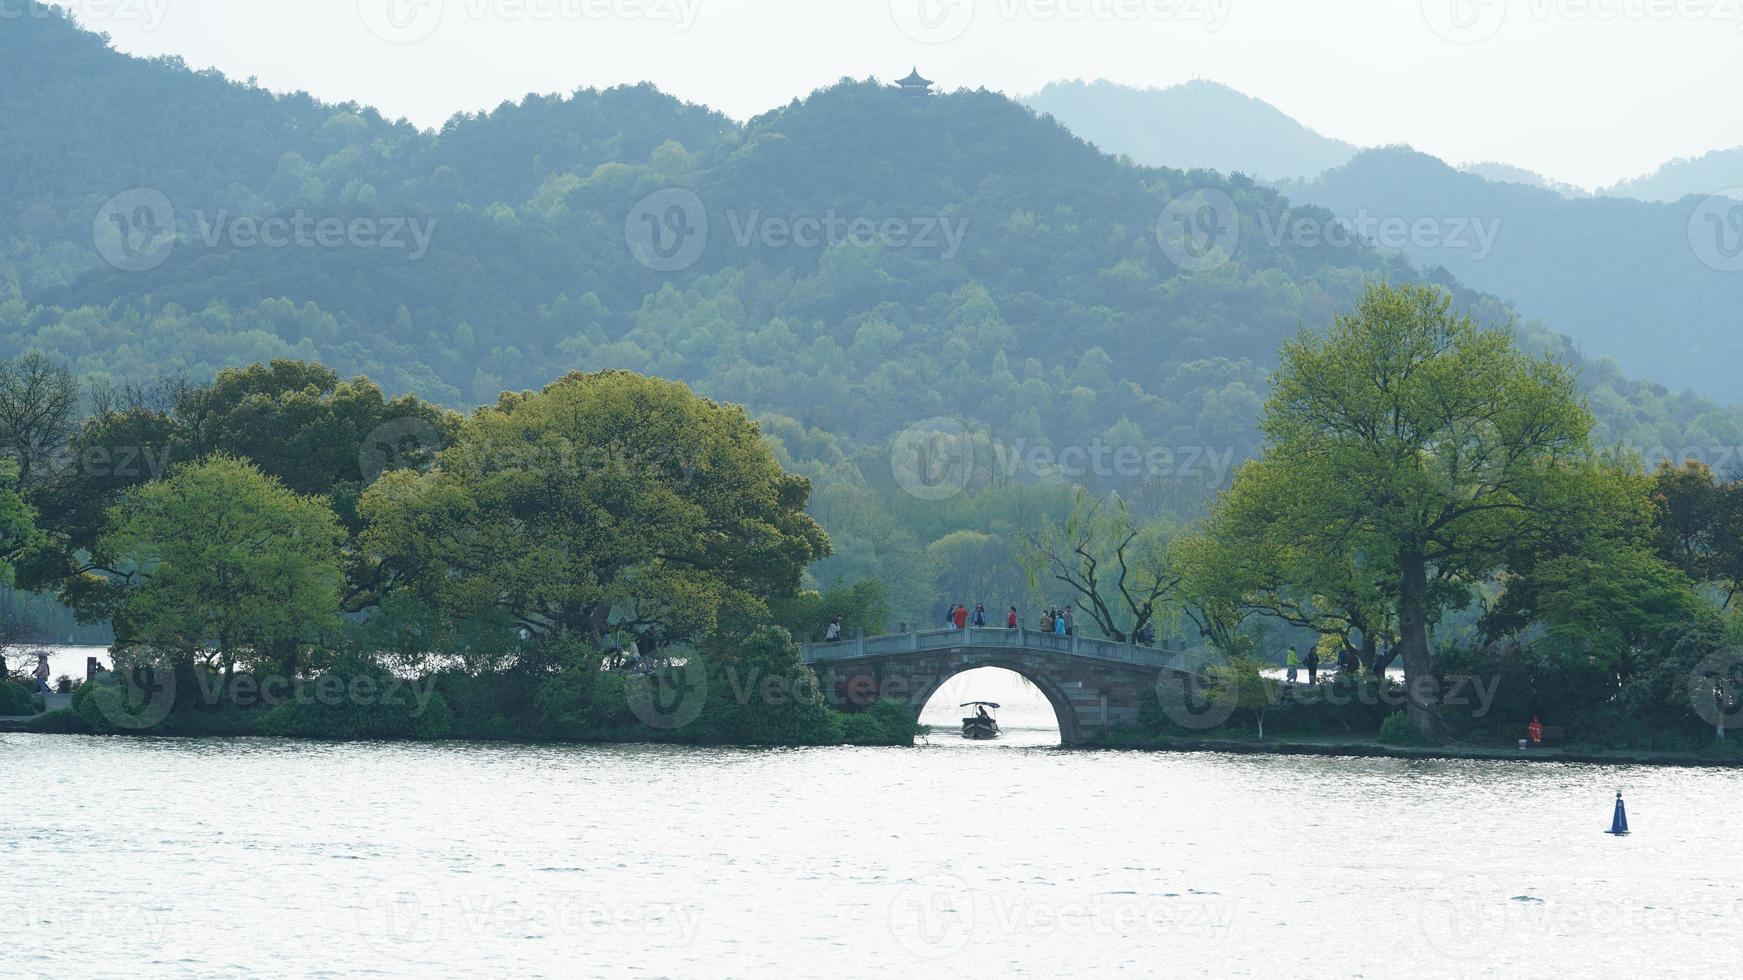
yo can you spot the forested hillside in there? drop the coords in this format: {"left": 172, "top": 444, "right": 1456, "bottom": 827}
{"left": 5, "top": 6, "right": 1743, "bottom": 626}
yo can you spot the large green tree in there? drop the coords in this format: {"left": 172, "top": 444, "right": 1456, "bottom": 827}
{"left": 1180, "top": 460, "right": 1396, "bottom": 671}
{"left": 1218, "top": 282, "right": 1598, "bottom": 741}
{"left": 97, "top": 455, "right": 345, "bottom": 680}
{"left": 22, "top": 360, "right": 456, "bottom": 612}
{"left": 359, "top": 370, "right": 830, "bottom": 656}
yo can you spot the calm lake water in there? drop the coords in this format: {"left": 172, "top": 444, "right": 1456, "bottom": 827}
{"left": 5, "top": 668, "right": 1739, "bottom": 977}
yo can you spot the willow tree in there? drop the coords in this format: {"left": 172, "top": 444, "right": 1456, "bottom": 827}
{"left": 1221, "top": 282, "right": 1595, "bottom": 742}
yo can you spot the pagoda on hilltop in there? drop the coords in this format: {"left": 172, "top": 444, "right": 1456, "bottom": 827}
{"left": 896, "top": 68, "right": 933, "bottom": 96}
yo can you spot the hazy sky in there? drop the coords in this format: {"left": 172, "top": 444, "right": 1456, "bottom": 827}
{"left": 62, "top": 0, "right": 1743, "bottom": 189}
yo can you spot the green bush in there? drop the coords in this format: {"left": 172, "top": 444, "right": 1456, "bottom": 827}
{"left": 690, "top": 627, "right": 842, "bottom": 745}
{"left": 0, "top": 677, "right": 42, "bottom": 716}
{"left": 1377, "top": 712, "right": 1421, "bottom": 746}
{"left": 21, "top": 708, "right": 83, "bottom": 733}
{"left": 835, "top": 699, "right": 920, "bottom": 746}
{"left": 254, "top": 659, "right": 453, "bottom": 740}
{"left": 534, "top": 651, "right": 634, "bottom": 737}
{"left": 73, "top": 671, "right": 174, "bottom": 734}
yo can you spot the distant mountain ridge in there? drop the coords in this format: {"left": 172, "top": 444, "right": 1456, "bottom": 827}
{"left": 1603, "top": 148, "right": 1743, "bottom": 203}
{"left": 1283, "top": 146, "right": 1743, "bottom": 400}
{"left": 1459, "top": 161, "right": 1590, "bottom": 199}
{"left": 1021, "top": 79, "right": 1357, "bottom": 181}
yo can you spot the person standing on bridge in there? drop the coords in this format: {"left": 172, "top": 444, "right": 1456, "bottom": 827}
{"left": 1007, "top": 607, "right": 1018, "bottom": 629}
{"left": 1063, "top": 608, "right": 1074, "bottom": 635}
{"left": 825, "top": 616, "right": 843, "bottom": 643}
{"left": 1304, "top": 646, "right": 1320, "bottom": 685}
{"left": 1285, "top": 645, "right": 1301, "bottom": 685}
{"left": 1054, "top": 611, "right": 1067, "bottom": 636}
{"left": 952, "top": 604, "right": 969, "bottom": 629}
{"left": 972, "top": 603, "right": 987, "bottom": 627}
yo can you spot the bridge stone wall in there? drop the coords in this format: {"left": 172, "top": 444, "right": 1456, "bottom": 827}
{"left": 808, "top": 640, "right": 1177, "bottom": 746}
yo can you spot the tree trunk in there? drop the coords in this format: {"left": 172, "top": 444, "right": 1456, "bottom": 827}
{"left": 1396, "top": 551, "right": 1449, "bottom": 744}
{"left": 1358, "top": 631, "right": 1378, "bottom": 674}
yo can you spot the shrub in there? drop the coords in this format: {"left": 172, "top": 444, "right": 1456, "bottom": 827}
{"left": 254, "top": 658, "right": 453, "bottom": 740}
{"left": 0, "top": 677, "right": 42, "bottom": 716}
{"left": 22, "top": 708, "right": 84, "bottom": 733}
{"left": 691, "top": 627, "right": 841, "bottom": 745}
{"left": 835, "top": 699, "right": 920, "bottom": 746}
{"left": 1377, "top": 712, "right": 1421, "bottom": 746}
{"left": 534, "top": 656, "right": 632, "bottom": 737}
{"left": 73, "top": 670, "right": 174, "bottom": 734}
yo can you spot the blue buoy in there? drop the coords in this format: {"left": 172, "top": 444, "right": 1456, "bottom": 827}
{"left": 1606, "top": 790, "right": 1630, "bottom": 836}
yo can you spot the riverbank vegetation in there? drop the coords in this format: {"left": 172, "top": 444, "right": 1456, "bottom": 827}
{"left": 3, "top": 283, "right": 1741, "bottom": 753}
{"left": 1128, "top": 283, "right": 1743, "bottom": 752}
{"left": 0, "top": 359, "right": 916, "bottom": 745}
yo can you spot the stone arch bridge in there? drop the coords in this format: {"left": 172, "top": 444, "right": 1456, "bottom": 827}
{"left": 801, "top": 628, "right": 1210, "bottom": 745}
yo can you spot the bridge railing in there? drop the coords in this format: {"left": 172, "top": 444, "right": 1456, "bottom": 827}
{"left": 803, "top": 627, "right": 1212, "bottom": 676}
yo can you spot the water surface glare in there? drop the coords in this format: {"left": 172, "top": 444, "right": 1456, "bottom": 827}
{"left": 4, "top": 735, "right": 1736, "bottom": 977}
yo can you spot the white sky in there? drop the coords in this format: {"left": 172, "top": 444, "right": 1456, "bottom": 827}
{"left": 60, "top": 0, "right": 1743, "bottom": 189}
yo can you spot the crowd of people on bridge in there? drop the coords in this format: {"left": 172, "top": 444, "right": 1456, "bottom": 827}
{"left": 823, "top": 603, "right": 1166, "bottom": 646}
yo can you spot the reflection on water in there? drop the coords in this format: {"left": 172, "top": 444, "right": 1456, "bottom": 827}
{"left": 6, "top": 731, "right": 1740, "bottom": 977}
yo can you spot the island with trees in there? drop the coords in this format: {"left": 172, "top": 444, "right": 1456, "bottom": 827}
{"left": 1, "top": 283, "right": 1737, "bottom": 760}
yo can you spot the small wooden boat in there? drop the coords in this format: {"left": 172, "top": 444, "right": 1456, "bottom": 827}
{"left": 960, "top": 702, "right": 1001, "bottom": 740}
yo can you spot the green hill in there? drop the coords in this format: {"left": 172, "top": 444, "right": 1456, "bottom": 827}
{"left": 6, "top": 6, "right": 1743, "bottom": 622}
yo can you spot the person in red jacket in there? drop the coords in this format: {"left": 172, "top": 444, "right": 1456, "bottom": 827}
{"left": 952, "top": 604, "right": 969, "bottom": 629}
{"left": 1528, "top": 716, "right": 1544, "bottom": 746}
{"left": 1006, "top": 607, "right": 1019, "bottom": 629}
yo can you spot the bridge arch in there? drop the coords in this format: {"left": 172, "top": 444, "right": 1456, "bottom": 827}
{"left": 910, "top": 655, "right": 1083, "bottom": 744}
{"left": 804, "top": 628, "right": 1206, "bottom": 746}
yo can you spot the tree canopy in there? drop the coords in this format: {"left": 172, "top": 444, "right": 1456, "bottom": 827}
{"left": 360, "top": 370, "right": 830, "bottom": 655}
{"left": 1204, "top": 281, "right": 1608, "bottom": 741}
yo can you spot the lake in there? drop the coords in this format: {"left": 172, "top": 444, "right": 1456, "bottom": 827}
{"left": 4, "top": 667, "right": 1738, "bottom": 977}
